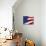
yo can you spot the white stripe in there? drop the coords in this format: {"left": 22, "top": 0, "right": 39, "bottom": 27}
{"left": 25, "top": 21, "right": 34, "bottom": 24}
{"left": 27, "top": 18, "right": 33, "bottom": 20}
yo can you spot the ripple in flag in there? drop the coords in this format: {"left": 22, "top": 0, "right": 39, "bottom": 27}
{"left": 23, "top": 16, "right": 34, "bottom": 25}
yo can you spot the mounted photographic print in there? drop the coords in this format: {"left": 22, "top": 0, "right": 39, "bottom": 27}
{"left": 23, "top": 16, "right": 34, "bottom": 25}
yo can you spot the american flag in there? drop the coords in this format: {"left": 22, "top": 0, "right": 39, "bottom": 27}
{"left": 23, "top": 16, "right": 34, "bottom": 25}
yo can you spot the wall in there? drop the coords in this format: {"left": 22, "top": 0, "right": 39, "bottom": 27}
{"left": 0, "top": 0, "right": 16, "bottom": 30}
{"left": 13, "top": 0, "right": 41, "bottom": 46}
{"left": 41, "top": 0, "right": 46, "bottom": 46}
